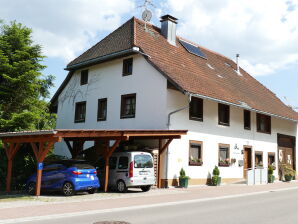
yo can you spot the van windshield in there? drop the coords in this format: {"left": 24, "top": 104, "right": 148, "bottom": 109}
{"left": 134, "top": 155, "right": 153, "bottom": 168}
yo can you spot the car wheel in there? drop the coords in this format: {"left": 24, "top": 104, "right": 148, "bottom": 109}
{"left": 88, "top": 188, "right": 96, "bottom": 194}
{"left": 140, "top": 185, "right": 151, "bottom": 192}
{"left": 117, "top": 180, "right": 127, "bottom": 193}
{"left": 62, "top": 182, "right": 75, "bottom": 196}
{"left": 27, "top": 182, "right": 36, "bottom": 195}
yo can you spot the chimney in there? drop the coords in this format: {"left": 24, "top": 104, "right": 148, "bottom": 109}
{"left": 160, "top": 14, "right": 178, "bottom": 46}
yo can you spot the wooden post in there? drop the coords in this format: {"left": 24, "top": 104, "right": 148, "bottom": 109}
{"left": 103, "top": 140, "right": 122, "bottom": 192}
{"left": 4, "top": 143, "right": 21, "bottom": 193}
{"left": 30, "top": 141, "right": 54, "bottom": 196}
{"left": 157, "top": 139, "right": 173, "bottom": 188}
{"left": 158, "top": 139, "right": 162, "bottom": 188}
{"left": 6, "top": 159, "right": 12, "bottom": 192}
{"left": 104, "top": 156, "right": 110, "bottom": 193}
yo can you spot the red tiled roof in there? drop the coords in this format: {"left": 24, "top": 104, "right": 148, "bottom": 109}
{"left": 57, "top": 17, "right": 298, "bottom": 121}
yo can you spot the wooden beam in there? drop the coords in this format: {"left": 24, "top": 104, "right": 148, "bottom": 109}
{"left": 160, "top": 139, "right": 173, "bottom": 154}
{"left": 3, "top": 137, "right": 61, "bottom": 143}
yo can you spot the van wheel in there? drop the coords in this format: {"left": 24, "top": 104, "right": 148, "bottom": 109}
{"left": 141, "top": 185, "right": 151, "bottom": 192}
{"left": 27, "top": 182, "right": 36, "bottom": 195}
{"left": 62, "top": 182, "right": 75, "bottom": 196}
{"left": 117, "top": 180, "right": 127, "bottom": 193}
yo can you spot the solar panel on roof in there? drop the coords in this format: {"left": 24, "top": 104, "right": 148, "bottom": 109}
{"left": 179, "top": 39, "right": 207, "bottom": 59}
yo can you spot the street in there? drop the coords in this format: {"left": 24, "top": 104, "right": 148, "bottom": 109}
{"left": 17, "top": 188, "right": 298, "bottom": 224}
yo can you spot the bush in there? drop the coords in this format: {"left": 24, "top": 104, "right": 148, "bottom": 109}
{"left": 179, "top": 168, "right": 186, "bottom": 178}
{"left": 268, "top": 165, "right": 274, "bottom": 175}
{"left": 212, "top": 166, "right": 220, "bottom": 176}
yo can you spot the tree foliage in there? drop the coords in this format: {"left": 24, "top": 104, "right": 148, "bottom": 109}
{"left": 0, "top": 21, "right": 56, "bottom": 191}
{"left": 0, "top": 21, "right": 56, "bottom": 132}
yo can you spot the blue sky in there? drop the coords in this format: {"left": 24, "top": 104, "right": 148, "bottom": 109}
{"left": 1, "top": 0, "right": 297, "bottom": 109}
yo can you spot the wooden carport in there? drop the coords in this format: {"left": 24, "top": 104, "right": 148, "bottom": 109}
{"left": 0, "top": 129, "right": 187, "bottom": 196}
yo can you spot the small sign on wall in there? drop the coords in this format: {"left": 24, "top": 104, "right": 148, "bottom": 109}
{"left": 38, "top": 163, "right": 43, "bottom": 170}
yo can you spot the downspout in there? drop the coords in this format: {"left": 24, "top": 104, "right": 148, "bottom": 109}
{"left": 164, "top": 92, "right": 192, "bottom": 187}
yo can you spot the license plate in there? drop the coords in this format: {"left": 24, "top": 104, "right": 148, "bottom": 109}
{"left": 140, "top": 171, "right": 147, "bottom": 175}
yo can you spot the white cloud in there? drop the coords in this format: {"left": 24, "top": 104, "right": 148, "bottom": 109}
{"left": 165, "top": 0, "right": 298, "bottom": 76}
{"left": 0, "top": 0, "right": 135, "bottom": 62}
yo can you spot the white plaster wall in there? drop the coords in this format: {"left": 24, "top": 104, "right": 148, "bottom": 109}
{"left": 55, "top": 55, "right": 168, "bottom": 156}
{"left": 166, "top": 89, "right": 297, "bottom": 181}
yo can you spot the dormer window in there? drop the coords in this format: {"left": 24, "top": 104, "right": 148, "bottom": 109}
{"left": 122, "top": 58, "right": 133, "bottom": 76}
{"left": 80, "top": 70, "right": 88, "bottom": 85}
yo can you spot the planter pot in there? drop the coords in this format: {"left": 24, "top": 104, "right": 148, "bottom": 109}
{"left": 212, "top": 175, "right": 221, "bottom": 186}
{"left": 285, "top": 175, "right": 293, "bottom": 182}
{"left": 179, "top": 177, "right": 189, "bottom": 188}
{"left": 268, "top": 175, "right": 275, "bottom": 183}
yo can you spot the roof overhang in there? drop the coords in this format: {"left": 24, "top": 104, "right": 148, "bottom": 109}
{"left": 0, "top": 129, "right": 188, "bottom": 143}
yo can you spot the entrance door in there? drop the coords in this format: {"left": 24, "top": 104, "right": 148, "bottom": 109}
{"left": 243, "top": 147, "right": 252, "bottom": 178}
{"left": 278, "top": 147, "right": 294, "bottom": 170}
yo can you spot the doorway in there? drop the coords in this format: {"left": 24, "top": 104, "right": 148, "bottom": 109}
{"left": 243, "top": 147, "right": 252, "bottom": 178}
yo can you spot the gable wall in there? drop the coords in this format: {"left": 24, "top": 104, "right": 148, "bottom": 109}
{"left": 55, "top": 55, "right": 168, "bottom": 156}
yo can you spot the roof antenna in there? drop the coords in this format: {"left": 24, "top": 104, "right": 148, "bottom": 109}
{"left": 236, "top": 54, "right": 241, "bottom": 75}
{"left": 138, "top": 0, "right": 155, "bottom": 31}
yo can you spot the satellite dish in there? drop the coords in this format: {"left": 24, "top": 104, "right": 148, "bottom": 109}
{"left": 142, "top": 9, "right": 152, "bottom": 22}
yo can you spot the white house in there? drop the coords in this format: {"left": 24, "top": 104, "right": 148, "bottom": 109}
{"left": 51, "top": 15, "right": 298, "bottom": 187}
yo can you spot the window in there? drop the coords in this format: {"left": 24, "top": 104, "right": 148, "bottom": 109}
{"left": 255, "top": 151, "right": 263, "bottom": 167}
{"left": 122, "top": 58, "right": 133, "bottom": 76}
{"left": 257, "top": 113, "right": 271, "bottom": 134}
{"left": 218, "top": 103, "right": 230, "bottom": 126}
{"left": 97, "top": 98, "right": 107, "bottom": 121}
{"left": 96, "top": 157, "right": 117, "bottom": 170}
{"left": 189, "top": 141, "right": 203, "bottom": 166}
{"left": 118, "top": 156, "right": 128, "bottom": 169}
{"left": 80, "top": 70, "right": 88, "bottom": 85}
{"left": 189, "top": 97, "right": 203, "bottom": 121}
{"left": 218, "top": 144, "right": 230, "bottom": 166}
{"left": 268, "top": 153, "right": 276, "bottom": 168}
{"left": 244, "top": 110, "right": 251, "bottom": 130}
{"left": 120, "top": 93, "right": 136, "bottom": 119}
{"left": 74, "top": 101, "right": 86, "bottom": 123}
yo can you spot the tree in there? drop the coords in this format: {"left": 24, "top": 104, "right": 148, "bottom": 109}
{"left": 0, "top": 21, "right": 56, "bottom": 132}
{"left": 0, "top": 21, "right": 56, "bottom": 191}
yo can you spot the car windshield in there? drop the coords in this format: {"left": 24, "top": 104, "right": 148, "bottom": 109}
{"left": 134, "top": 155, "right": 153, "bottom": 168}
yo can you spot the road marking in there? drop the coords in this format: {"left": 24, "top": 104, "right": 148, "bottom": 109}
{"left": 1, "top": 186, "right": 298, "bottom": 223}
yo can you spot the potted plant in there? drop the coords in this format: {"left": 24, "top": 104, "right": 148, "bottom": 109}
{"left": 212, "top": 166, "right": 221, "bottom": 186}
{"left": 218, "top": 159, "right": 230, "bottom": 167}
{"left": 281, "top": 164, "right": 296, "bottom": 182}
{"left": 179, "top": 168, "right": 190, "bottom": 188}
{"left": 268, "top": 165, "right": 275, "bottom": 183}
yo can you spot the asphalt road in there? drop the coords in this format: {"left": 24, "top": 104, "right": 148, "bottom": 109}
{"left": 17, "top": 188, "right": 298, "bottom": 224}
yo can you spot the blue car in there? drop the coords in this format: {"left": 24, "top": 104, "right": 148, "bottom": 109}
{"left": 26, "top": 160, "right": 100, "bottom": 196}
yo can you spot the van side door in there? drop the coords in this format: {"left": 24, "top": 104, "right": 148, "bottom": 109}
{"left": 117, "top": 156, "right": 129, "bottom": 181}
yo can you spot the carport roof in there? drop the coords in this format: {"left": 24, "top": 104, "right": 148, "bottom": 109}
{"left": 0, "top": 129, "right": 188, "bottom": 143}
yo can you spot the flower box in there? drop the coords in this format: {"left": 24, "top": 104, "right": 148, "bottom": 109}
{"left": 189, "top": 161, "right": 203, "bottom": 166}
{"left": 218, "top": 163, "right": 230, "bottom": 167}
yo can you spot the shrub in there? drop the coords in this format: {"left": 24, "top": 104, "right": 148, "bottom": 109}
{"left": 212, "top": 166, "right": 220, "bottom": 176}
{"left": 268, "top": 165, "right": 274, "bottom": 175}
{"left": 179, "top": 168, "right": 186, "bottom": 178}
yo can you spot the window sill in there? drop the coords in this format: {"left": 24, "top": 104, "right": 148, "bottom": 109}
{"left": 97, "top": 118, "right": 106, "bottom": 122}
{"left": 189, "top": 117, "right": 203, "bottom": 122}
{"left": 257, "top": 130, "right": 271, "bottom": 134}
{"left": 74, "top": 120, "right": 85, "bottom": 123}
{"left": 120, "top": 115, "right": 135, "bottom": 119}
{"left": 189, "top": 161, "right": 203, "bottom": 166}
{"left": 218, "top": 122, "right": 230, "bottom": 126}
{"left": 122, "top": 73, "right": 132, "bottom": 76}
{"left": 244, "top": 127, "right": 251, "bottom": 130}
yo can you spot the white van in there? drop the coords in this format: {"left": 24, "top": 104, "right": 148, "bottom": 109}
{"left": 96, "top": 151, "right": 155, "bottom": 192}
